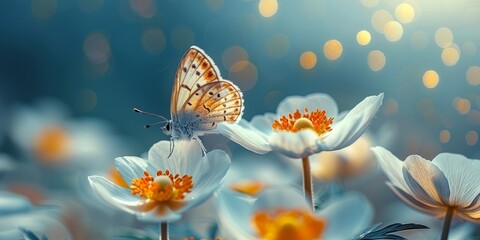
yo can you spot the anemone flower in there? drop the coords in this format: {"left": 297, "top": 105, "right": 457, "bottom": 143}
{"left": 372, "top": 146, "right": 480, "bottom": 240}
{"left": 0, "top": 191, "right": 72, "bottom": 239}
{"left": 9, "top": 99, "right": 134, "bottom": 168}
{"left": 88, "top": 140, "right": 230, "bottom": 239}
{"left": 217, "top": 187, "right": 373, "bottom": 240}
{"left": 223, "top": 150, "right": 298, "bottom": 197}
{"left": 216, "top": 93, "right": 383, "bottom": 208}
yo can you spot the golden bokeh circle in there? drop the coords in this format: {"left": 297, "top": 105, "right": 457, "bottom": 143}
{"left": 466, "top": 66, "right": 480, "bottom": 86}
{"left": 323, "top": 39, "right": 343, "bottom": 60}
{"left": 367, "top": 50, "right": 386, "bottom": 71}
{"left": 422, "top": 70, "right": 439, "bottom": 89}
{"left": 299, "top": 51, "right": 317, "bottom": 69}
{"left": 395, "top": 3, "right": 415, "bottom": 24}
{"left": 356, "top": 30, "right": 371, "bottom": 46}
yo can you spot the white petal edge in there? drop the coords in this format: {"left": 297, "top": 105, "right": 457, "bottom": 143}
{"left": 432, "top": 153, "right": 480, "bottom": 207}
{"left": 148, "top": 140, "right": 203, "bottom": 176}
{"left": 370, "top": 146, "right": 411, "bottom": 194}
{"left": 114, "top": 156, "right": 152, "bottom": 185}
{"left": 88, "top": 176, "right": 141, "bottom": 214}
{"left": 318, "top": 93, "right": 383, "bottom": 151}
{"left": 214, "top": 121, "right": 271, "bottom": 154}
{"left": 216, "top": 189, "right": 257, "bottom": 240}
{"left": 250, "top": 113, "right": 277, "bottom": 136}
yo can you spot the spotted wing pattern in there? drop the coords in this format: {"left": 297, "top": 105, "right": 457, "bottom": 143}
{"left": 171, "top": 46, "right": 244, "bottom": 130}
{"left": 171, "top": 46, "right": 222, "bottom": 116}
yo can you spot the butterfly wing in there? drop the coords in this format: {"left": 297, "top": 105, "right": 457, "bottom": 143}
{"left": 171, "top": 46, "right": 244, "bottom": 131}
{"left": 171, "top": 46, "right": 222, "bottom": 118}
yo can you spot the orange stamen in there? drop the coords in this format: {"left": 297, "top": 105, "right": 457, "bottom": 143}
{"left": 252, "top": 208, "right": 326, "bottom": 240}
{"left": 130, "top": 170, "right": 193, "bottom": 202}
{"left": 272, "top": 108, "right": 333, "bottom": 136}
{"left": 230, "top": 181, "right": 265, "bottom": 196}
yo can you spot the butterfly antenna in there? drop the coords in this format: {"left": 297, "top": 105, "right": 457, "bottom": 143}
{"left": 133, "top": 108, "right": 169, "bottom": 122}
{"left": 144, "top": 121, "right": 167, "bottom": 129}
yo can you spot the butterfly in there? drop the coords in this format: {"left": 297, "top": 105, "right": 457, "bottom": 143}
{"left": 135, "top": 46, "right": 245, "bottom": 155}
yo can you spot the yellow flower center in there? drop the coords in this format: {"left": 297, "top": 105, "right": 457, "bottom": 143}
{"left": 230, "top": 181, "right": 265, "bottom": 196}
{"left": 130, "top": 170, "right": 193, "bottom": 202}
{"left": 252, "top": 208, "right": 326, "bottom": 240}
{"left": 33, "top": 125, "right": 70, "bottom": 163}
{"left": 272, "top": 108, "right": 334, "bottom": 136}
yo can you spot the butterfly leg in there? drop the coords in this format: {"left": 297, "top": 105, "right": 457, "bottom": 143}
{"left": 167, "top": 138, "right": 175, "bottom": 158}
{"left": 194, "top": 137, "right": 207, "bottom": 156}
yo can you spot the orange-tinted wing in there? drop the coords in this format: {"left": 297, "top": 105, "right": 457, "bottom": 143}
{"left": 171, "top": 46, "right": 222, "bottom": 117}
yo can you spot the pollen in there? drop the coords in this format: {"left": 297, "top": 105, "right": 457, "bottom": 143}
{"left": 272, "top": 108, "right": 334, "bottom": 136}
{"left": 230, "top": 181, "right": 265, "bottom": 196}
{"left": 252, "top": 208, "right": 326, "bottom": 240}
{"left": 130, "top": 170, "right": 193, "bottom": 202}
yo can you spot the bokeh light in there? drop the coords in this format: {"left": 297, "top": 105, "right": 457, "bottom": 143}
{"left": 222, "top": 45, "right": 249, "bottom": 70}
{"left": 142, "top": 28, "right": 166, "bottom": 55}
{"left": 454, "top": 97, "right": 471, "bottom": 115}
{"left": 356, "top": 30, "right": 371, "bottom": 46}
{"left": 228, "top": 61, "right": 258, "bottom": 90}
{"left": 435, "top": 27, "right": 453, "bottom": 48}
{"left": 466, "top": 66, "right": 480, "bottom": 86}
{"left": 371, "top": 10, "right": 393, "bottom": 33}
{"left": 383, "top": 98, "right": 398, "bottom": 116}
{"left": 129, "top": 0, "right": 157, "bottom": 18}
{"left": 258, "top": 0, "right": 278, "bottom": 18}
{"left": 367, "top": 50, "right": 386, "bottom": 71}
{"left": 422, "top": 70, "right": 439, "bottom": 89}
{"left": 299, "top": 51, "right": 317, "bottom": 69}
{"left": 31, "top": 0, "right": 57, "bottom": 19}
{"left": 441, "top": 47, "right": 460, "bottom": 66}
{"left": 395, "top": 3, "right": 415, "bottom": 24}
{"left": 323, "top": 39, "right": 343, "bottom": 60}
{"left": 83, "top": 33, "right": 111, "bottom": 65}
{"left": 383, "top": 21, "right": 403, "bottom": 42}
{"left": 466, "top": 130, "right": 478, "bottom": 146}
{"left": 361, "top": 0, "right": 380, "bottom": 8}
{"left": 439, "top": 130, "right": 450, "bottom": 143}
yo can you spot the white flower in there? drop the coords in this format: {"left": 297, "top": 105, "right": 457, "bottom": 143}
{"left": 0, "top": 191, "right": 72, "bottom": 240}
{"left": 217, "top": 187, "right": 373, "bottom": 240}
{"left": 372, "top": 146, "right": 480, "bottom": 223}
{"left": 9, "top": 99, "right": 135, "bottom": 168}
{"left": 216, "top": 93, "right": 383, "bottom": 158}
{"left": 88, "top": 140, "right": 230, "bottom": 222}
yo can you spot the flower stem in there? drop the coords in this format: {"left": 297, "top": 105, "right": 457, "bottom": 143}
{"left": 302, "top": 156, "right": 314, "bottom": 211}
{"left": 160, "top": 222, "right": 168, "bottom": 240}
{"left": 440, "top": 207, "right": 454, "bottom": 240}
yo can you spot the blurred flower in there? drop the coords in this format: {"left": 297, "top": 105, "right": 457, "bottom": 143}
{"left": 310, "top": 135, "right": 374, "bottom": 182}
{"left": 9, "top": 99, "right": 134, "bottom": 168}
{"left": 223, "top": 150, "right": 298, "bottom": 197}
{"left": 89, "top": 140, "right": 230, "bottom": 222}
{"left": 0, "top": 153, "right": 15, "bottom": 177}
{"left": 0, "top": 191, "right": 72, "bottom": 239}
{"left": 216, "top": 93, "right": 383, "bottom": 158}
{"left": 372, "top": 147, "right": 480, "bottom": 224}
{"left": 217, "top": 187, "right": 373, "bottom": 240}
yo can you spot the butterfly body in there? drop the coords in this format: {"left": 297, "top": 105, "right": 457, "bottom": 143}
{"left": 154, "top": 46, "right": 244, "bottom": 154}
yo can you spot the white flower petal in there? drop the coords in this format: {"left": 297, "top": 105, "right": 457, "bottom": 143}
{"left": 387, "top": 182, "right": 445, "bottom": 217}
{"left": 318, "top": 192, "right": 373, "bottom": 240}
{"left": 250, "top": 113, "right": 277, "bottom": 135}
{"left": 403, "top": 155, "right": 450, "bottom": 206}
{"left": 136, "top": 209, "right": 182, "bottom": 223}
{"left": 188, "top": 150, "right": 231, "bottom": 200}
{"left": 114, "top": 156, "right": 152, "bottom": 184}
{"left": 319, "top": 93, "right": 383, "bottom": 150}
{"left": 371, "top": 146, "right": 410, "bottom": 193}
{"left": 253, "top": 187, "right": 309, "bottom": 212}
{"left": 0, "top": 192, "right": 32, "bottom": 214}
{"left": 432, "top": 153, "right": 480, "bottom": 207}
{"left": 270, "top": 130, "right": 319, "bottom": 158}
{"left": 215, "top": 121, "right": 271, "bottom": 154}
{"left": 217, "top": 189, "right": 257, "bottom": 240}
{"left": 148, "top": 140, "right": 202, "bottom": 175}
{"left": 276, "top": 93, "right": 339, "bottom": 118}
{"left": 88, "top": 176, "right": 141, "bottom": 214}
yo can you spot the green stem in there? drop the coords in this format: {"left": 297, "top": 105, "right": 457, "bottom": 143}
{"left": 302, "top": 156, "right": 314, "bottom": 211}
{"left": 440, "top": 207, "right": 454, "bottom": 240}
{"left": 161, "top": 222, "right": 168, "bottom": 240}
